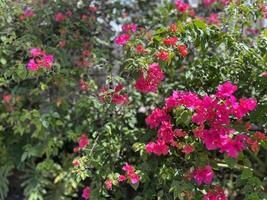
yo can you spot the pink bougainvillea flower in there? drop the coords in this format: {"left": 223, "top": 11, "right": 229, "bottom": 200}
{"left": 82, "top": 50, "right": 91, "bottom": 57}
{"left": 121, "top": 163, "right": 140, "bottom": 184}
{"left": 54, "top": 12, "right": 66, "bottom": 22}
{"left": 156, "top": 51, "right": 169, "bottom": 61}
{"left": 73, "top": 146, "right": 79, "bottom": 153}
{"left": 72, "top": 159, "right": 80, "bottom": 167}
{"left": 98, "top": 86, "right": 109, "bottom": 103}
{"left": 115, "top": 34, "right": 131, "bottom": 45}
{"left": 66, "top": 10, "right": 72, "bottom": 17}
{"left": 189, "top": 9, "right": 196, "bottom": 17}
{"left": 163, "top": 37, "right": 178, "bottom": 46}
{"left": 30, "top": 48, "right": 44, "bottom": 57}
{"left": 82, "top": 186, "right": 91, "bottom": 200}
{"left": 19, "top": 15, "right": 26, "bottom": 21}
{"left": 260, "top": 71, "right": 267, "bottom": 77}
{"left": 128, "top": 173, "right": 140, "bottom": 184}
{"left": 146, "top": 141, "right": 169, "bottom": 156}
{"left": 98, "top": 84, "right": 128, "bottom": 105}
{"left": 118, "top": 175, "right": 127, "bottom": 182}
{"left": 24, "top": 7, "right": 35, "bottom": 17}
{"left": 145, "top": 108, "right": 170, "bottom": 129}
{"left": 79, "top": 134, "right": 89, "bottom": 149}
{"left": 182, "top": 145, "right": 194, "bottom": 154}
{"left": 174, "top": 129, "right": 187, "bottom": 138}
{"left": 145, "top": 82, "right": 257, "bottom": 158}
{"left": 27, "top": 48, "right": 54, "bottom": 71}
{"left": 220, "top": 0, "right": 230, "bottom": 6}
{"left": 80, "top": 80, "right": 89, "bottom": 91}
{"left": 177, "top": 45, "right": 188, "bottom": 57}
{"left": 135, "top": 63, "right": 165, "bottom": 93}
{"left": 157, "top": 121, "right": 174, "bottom": 143}
{"left": 111, "top": 93, "right": 129, "bottom": 105}
{"left": 219, "top": 135, "right": 247, "bottom": 158}
{"left": 135, "top": 44, "right": 147, "bottom": 54}
{"left": 216, "top": 81, "right": 237, "bottom": 98}
{"left": 27, "top": 59, "right": 39, "bottom": 71}
{"left": 122, "top": 23, "right": 137, "bottom": 33}
{"left": 58, "top": 40, "right": 66, "bottom": 48}
{"left": 192, "top": 165, "right": 214, "bottom": 185}
{"left": 122, "top": 163, "right": 135, "bottom": 173}
{"left": 204, "top": 186, "right": 228, "bottom": 200}
{"left": 3, "top": 95, "right": 12, "bottom": 103}
{"left": 42, "top": 55, "right": 54, "bottom": 69}
{"left": 19, "top": 8, "right": 35, "bottom": 20}
{"left": 88, "top": 5, "right": 97, "bottom": 12}
{"left": 175, "top": 0, "right": 190, "bottom": 13}
{"left": 203, "top": 0, "right": 217, "bottom": 7}
{"left": 207, "top": 13, "right": 221, "bottom": 25}
{"left": 105, "top": 179, "right": 113, "bottom": 190}
{"left": 253, "top": 132, "right": 267, "bottom": 141}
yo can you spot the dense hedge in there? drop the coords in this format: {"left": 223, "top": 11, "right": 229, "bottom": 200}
{"left": 0, "top": 0, "right": 267, "bottom": 200}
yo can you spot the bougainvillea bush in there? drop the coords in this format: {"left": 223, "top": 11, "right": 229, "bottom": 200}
{"left": 0, "top": 0, "right": 267, "bottom": 200}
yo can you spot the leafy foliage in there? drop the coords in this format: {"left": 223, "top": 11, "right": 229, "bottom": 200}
{"left": 0, "top": 0, "right": 267, "bottom": 200}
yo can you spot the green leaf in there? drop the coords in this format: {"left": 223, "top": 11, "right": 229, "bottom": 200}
{"left": 241, "top": 168, "right": 253, "bottom": 180}
{"left": 194, "top": 19, "right": 207, "bottom": 31}
{"left": 0, "top": 58, "right": 7, "bottom": 65}
{"left": 247, "top": 193, "right": 260, "bottom": 200}
{"left": 130, "top": 182, "right": 139, "bottom": 191}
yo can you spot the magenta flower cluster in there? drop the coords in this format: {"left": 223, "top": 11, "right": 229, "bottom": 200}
{"left": 115, "top": 23, "right": 137, "bottom": 46}
{"left": 145, "top": 82, "right": 257, "bottom": 158}
{"left": 27, "top": 48, "right": 54, "bottom": 71}
{"left": 135, "top": 63, "right": 165, "bottom": 93}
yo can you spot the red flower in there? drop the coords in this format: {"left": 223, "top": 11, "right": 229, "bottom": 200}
{"left": 177, "top": 45, "right": 188, "bottom": 57}
{"left": 156, "top": 51, "right": 169, "bottom": 61}
{"left": 182, "top": 145, "right": 194, "bottom": 154}
{"left": 111, "top": 94, "right": 129, "bottom": 105}
{"left": 163, "top": 37, "right": 178, "bottom": 45}
{"left": 82, "top": 50, "right": 91, "bottom": 57}
{"left": 253, "top": 132, "right": 267, "bottom": 141}
{"left": 135, "top": 44, "right": 147, "bottom": 54}
{"left": 3, "top": 95, "right": 12, "bottom": 103}
{"left": 79, "top": 134, "right": 89, "bottom": 149}
{"left": 54, "top": 12, "right": 66, "bottom": 22}
{"left": 135, "top": 63, "right": 165, "bottom": 93}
